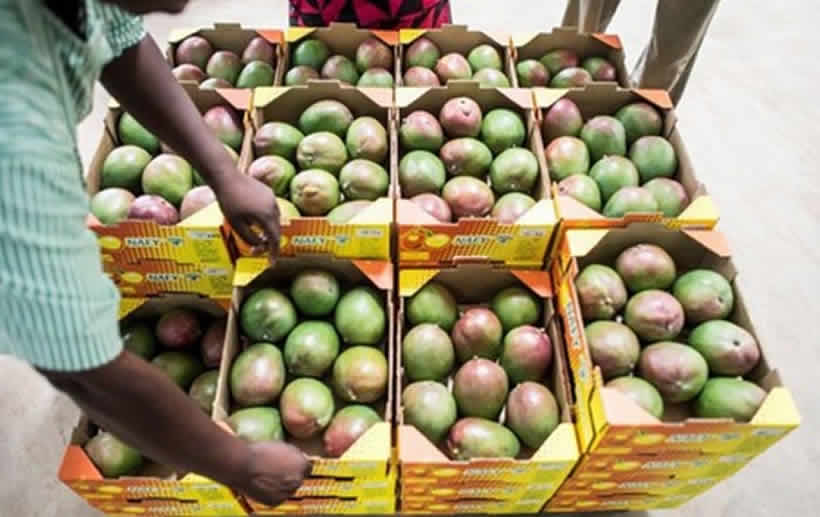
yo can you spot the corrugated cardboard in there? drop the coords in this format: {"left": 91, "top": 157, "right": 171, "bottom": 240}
{"left": 395, "top": 84, "right": 558, "bottom": 267}
{"left": 397, "top": 266, "right": 578, "bottom": 513}
{"left": 103, "top": 259, "right": 235, "bottom": 299}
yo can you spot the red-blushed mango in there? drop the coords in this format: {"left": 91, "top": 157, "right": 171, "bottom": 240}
{"left": 280, "top": 378, "right": 335, "bottom": 439}
{"left": 405, "top": 37, "right": 441, "bottom": 69}
{"left": 673, "top": 269, "right": 735, "bottom": 323}
{"left": 582, "top": 56, "right": 617, "bottom": 81}
{"left": 400, "top": 110, "right": 445, "bottom": 152}
{"left": 644, "top": 177, "right": 689, "bottom": 217}
{"left": 406, "top": 281, "right": 458, "bottom": 331}
{"left": 473, "top": 68, "right": 510, "bottom": 87}
{"left": 254, "top": 121, "right": 304, "bottom": 160}
{"left": 292, "top": 38, "right": 329, "bottom": 69}
{"left": 85, "top": 432, "right": 143, "bottom": 478}
{"left": 606, "top": 376, "right": 664, "bottom": 419}
{"left": 206, "top": 50, "right": 242, "bottom": 85}
{"left": 189, "top": 370, "right": 219, "bottom": 413}
{"left": 585, "top": 321, "right": 640, "bottom": 380}
{"left": 128, "top": 195, "right": 179, "bottom": 225}
{"left": 540, "top": 49, "right": 579, "bottom": 75}
{"left": 335, "top": 286, "right": 386, "bottom": 346}
{"left": 403, "top": 323, "right": 455, "bottom": 382}
{"left": 152, "top": 351, "right": 204, "bottom": 389}
{"left": 615, "top": 243, "right": 677, "bottom": 292}
{"left": 248, "top": 156, "right": 296, "bottom": 197}
{"left": 630, "top": 136, "right": 677, "bottom": 182}
{"left": 440, "top": 137, "right": 492, "bottom": 178}
{"left": 327, "top": 200, "right": 371, "bottom": 224}
{"left": 346, "top": 116, "right": 388, "bottom": 162}
{"left": 355, "top": 37, "right": 393, "bottom": 72}
{"left": 332, "top": 346, "right": 389, "bottom": 403}
{"left": 229, "top": 342, "right": 286, "bottom": 406}
{"left": 442, "top": 176, "right": 495, "bottom": 219}
{"left": 639, "top": 342, "right": 709, "bottom": 403}
{"left": 490, "top": 148, "right": 539, "bottom": 195}
{"left": 321, "top": 55, "right": 360, "bottom": 85}
{"left": 411, "top": 193, "right": 452, "bottom": 222}
{"left": 91, "top": 188, "right": 135, "bottom": 225}
{"left": 399, "top": 150, "right": 446, "bottom": 197}
{"left": 558, "top": 174, "right": 602, "bottom": 212}
{"left": 492, "top": 192, "right": 536, "bottom": 223}
{"left": 324, "top": 405, "right": 382, "bottom": 457}
{"left": 142, "top": 154, "right": 193, "bottom": 207}
{"left": 688, "top": 320, "right": 760, "bottom": 376}
{"left": 575, "top": 264, "right": 627, "bottom": 321}
{"left": 403, "top": 381, "right": 457, "bottom": 443}
{"left": 439, "top": 97, "right": 483, "bottom": 138}
{"left": 284, "top": 321, "right": 340, "bottom": 378}
{"left": 435, "top": 53, "right": 472, "bottom": 82}
{"left": 624, "top": 289, "right": 685, "bottom": 341}
{"left": 516, "top": 59, "right": 549, "bottom": 87}
{"left": 490, "top": 286, "right": 541, "bottom": 332}
{"left": 506, "top": 382, "right": 559, "bottom": 449}
{"left": 175, "top": 36, "right": 214, "bottom": 70}
{"left": 122, "top": 322, "right": 156, "bottom": 360}
{"left": 239, "top": 288, "right": 298, "bottom": 342}
{"left": 172, "top": 64, "right": 206, "bottom": 83}
{"left": 453, "top": 358, "right": 509, "bottom": 419}
{"left": 242, "top": 36, "right": 275, "bottom": 64}
{"left": 290, "top": 269, "right": 341, "bottom": 317}
{"left": 290, "top": 169, "right": 341, "bottom": 215}
{"left": 588, "top": 155, "right": 640, "bottom": 202}
{"left": 615, "top": 102, "right": 663, "bottom": 144}
{"left": 296, "top": 131, "right": 347, "bottom": 173}
{"left": 500, "top": 325, "right": 552, "bottom": 384}
{"left": 227, "top": 407, "right": 283, "bottom": 442}
{"left": 357, "top": 67, "right": 394, "bottom": 87}
{"left": 481, "top": 109, "right": 526, "bottom": 154}
{"left": 452, "top": 308, "right": 504, "bottom": 362}
{"left": 545, "top": 136, "right": 590, "bottom": 180}
{"left": 694, "top": 377, "right": 766, "bottom": 422}
{"left": 200, "top": 77, "right": 233, "bottom": 90}
{"left": 550, "top": 67, "right": 592, "bottom": 87}
{"left": 285, "top": 65, "right": 320, "bottom": 85}
{"left": 542, "top": 98, "right": 583, "bottom": 142}
{"left": 200, "top": 319, "right": 227, "bottom": 368}
{"left": 179, "top": 186, "right": 215, "bottom": 220}
{"left": 156, "top": 308, "right": 201, "bottom": 349}
{"left": 581, "top": 115, "right": 627, "bottom": 162}
{"left": 603, "top": 186, "right": 659, "bottom": 217}
{"left": 404, "top": 66, "right": 441, "bottom": 86}
{"left": 446, "top": 418, "right": 520, "bottom": 460}
{"left": 203, "top": 106, "right": 244, "bottom": 151}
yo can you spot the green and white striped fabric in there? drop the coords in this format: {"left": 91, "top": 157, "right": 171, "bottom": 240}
{"left": 0, "top": 0, "right": 145, "bottom": 371}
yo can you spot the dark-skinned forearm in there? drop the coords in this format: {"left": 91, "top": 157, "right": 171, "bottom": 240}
{"left": 42, "top": 351, "right": 248, "bottom": 487}
{"left": 100, "top": 36, "right": 235, "bottom": 192}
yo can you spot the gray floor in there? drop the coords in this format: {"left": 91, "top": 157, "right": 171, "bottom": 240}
{"left": 1, "top": 1, "right": 818, "bottom": 516}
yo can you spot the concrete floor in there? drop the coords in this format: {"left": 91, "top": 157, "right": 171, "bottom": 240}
{"left": 1, "top": 0, "right": 818, "bottom": 516}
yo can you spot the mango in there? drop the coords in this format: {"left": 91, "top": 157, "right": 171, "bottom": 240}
{"left": 453, "top": 358, "right": 508, "bottom": 419}
{"left": 639, "top": 342, "right": 709, "bottom": 403}
{"left": 688, "top": 320, "right": 760, "bottom": 376}
{"left": 490, "top": 286, "right": 541, "bottom": 332}
{"left": 280, "top": 378, "right": 335, "bottom": 439}
{"left": 403, "top": 381, "right": 457, "bottom": 443}
{"left": 230, "top": 343, "right": 286, "bottom": 406}
{"left": 694, "top": 378, "right": 766, "bottom": 422}
{"left": 284, "top": 321, "right": 340, "bottom": 378}
{"left": 585, "top": 321, "right": 640, "bottom": 380}
{"left": 615, "top": 243, "right": 677, "bottom": 292}
{"left": 332, "top": 346, "right": 389, "bottom": 403}
{"left": 290, "top": 269, "right": 340, "bottom": 317}
{"left": 606, "top": 376, "right": 664, "bottom": 418}
{"left": 624, "top": 289, "right": 685, "bottom": 341}
{"left": 506, "top": 382, "right": 559, "bottom": 449}
{"left": 324, "top": 405, "right": 382, "bottom": 457}
{"left": 403, "top": 323, "right": 455, "bottom": 382}
{"left": 575, "top": 264, "right": 627, "bottom": 321}
{"left": 673, "top": 269, "right": 734, "bottom": 323}
{"left": 500, "top": 325, "right": 552, "bottom": 384}
{"left": 335, "top": 286, "right": 386, "bottom": 346}
{"left": 227, "top": 407, "right": 283, "bottom": 442}
{"left": 406, "top": 281, "right": 458, "bottom": 331}
{"left": 446, "top": 418, "right": 521, "bottom": 459}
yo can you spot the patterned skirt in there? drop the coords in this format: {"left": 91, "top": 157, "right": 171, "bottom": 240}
{"left": 290, "top": 0, "right": 452, "bottom": 28}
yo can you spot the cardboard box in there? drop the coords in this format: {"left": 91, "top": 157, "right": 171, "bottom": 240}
{"left": 246, "top": 495, "right": 395, "bottom": 515}
{"left": 103, "top": 258, "right": 234, "bottom": 299}
{"left": 397, "top": 266, "right": 579, "bottom": 513}
{"left": 510, "top": 28, "right": 628, "bottom": 87}
{"left": 395, "top": 84, "right": 557, "bottom": 267}
{"left": 535, "top": 85, "right": 720, "bottom": 264}
{"left": 397, "top": 26, "right": 512, "bottom": 86}
{"left": 547, "top": 490, "right": 697, "bottom": 512}
{"left": 569, "top": 449, "right": 756, "bottom": 480}
{"left": 551, "top": 223, "right": 800, "bottom": 455}
{"left": 237, "top": 84, "right": 394, "bottom": 259}
{"left": 59, "top": 296, "right": 243, "bottom": 517}
{"left": 284, "top": 23, "right": 399, "bottom": 86}
{"left": 216, "top": 256, "right": 395, "bottom": 512}
{"left": 166, "top": 23, "right": 284, "bottom": 87}
{"left": 87, "top": 84, "right": 252, "bottom": 267}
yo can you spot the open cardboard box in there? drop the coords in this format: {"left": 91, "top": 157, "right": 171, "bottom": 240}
{"left": 284, "top": 23, "right": 399, "bottom": 87}
{"left": 395, "top": 84, "right": 557, "bottom": 267}
{"left": 547, "top": 489, "right": 697, "bottom": 512}
{"left": 166, "top": 23, "right": 284, "bottom": 88}
{"left": 510, "top": 27, "right": 628, "bottom": 87}
{"left": 103, "top": 258, "right": 235, "bottom": 299}
{"left": 246, "top": 495, "right": 395, "bottom": 515}
{"left": 550, "top": 223, "right": 800, "bottom": 457}
{"left": 535, "top": 85, "right": 720, "bottom": 264}
{"left": 396, "top": 266, "right": 578, "bottom": 514}
{"left": 397, "top": 25, "right": 512, "bottom": 86}
{"left": 235, "top": 84, "right": 394, "bottom": 260}
{"left": 59, "top": 296, "right": 244, "bottom": 517}
{"left": 214, "top": 256, "right": 395, "bottom": 512}
{"left": 87, "top": 84, "right": 252, "bottom": 268}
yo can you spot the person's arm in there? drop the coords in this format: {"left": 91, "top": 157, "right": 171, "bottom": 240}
{"left": 41, "top": 351, "right": 310, "bottom": 506}
{"left": 99, "top": 35, "right": 279, "bottom": 252}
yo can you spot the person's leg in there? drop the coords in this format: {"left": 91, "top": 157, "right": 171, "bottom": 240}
{"left": 563, "top": 0, "right": 621, "bottom": 32}
{"left": 631, "top": 0, "right": 721, "bottom": 104}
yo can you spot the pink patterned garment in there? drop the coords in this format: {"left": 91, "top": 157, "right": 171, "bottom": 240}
{"left": 290, "top": 0, "right": 452, "bottom": 28}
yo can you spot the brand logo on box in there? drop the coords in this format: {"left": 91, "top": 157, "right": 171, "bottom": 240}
{"left": 124, "top": 237, "right": 164, "bottom": 248}
{"left": 355, "top": 228, "right": 383, "bottom": 238}
{"left": 292, "top": 235, "right": 328, "bottom": 246}
{"left": 146, "top": 273, "right": 181, "bottom": 282}
{"left": 453, "top": 235, "right": 493, "bottom": 246}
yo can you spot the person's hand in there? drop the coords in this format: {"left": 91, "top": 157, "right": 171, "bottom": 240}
{"left": 240, "top": 441, "right": 312, "bottom": 507}
{"left": 102, "top": 0, "right": 189, "bottom": 14}
{"left": 214, "top": 172, "right": 281, "bottom": 259}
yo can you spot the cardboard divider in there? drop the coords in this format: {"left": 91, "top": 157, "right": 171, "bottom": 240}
{"left": 395, "top": 84, "right": 558, "bottom": 267}
{"left": 534, "top": 85, "right": 720, "bottom": 265}
{"left": 88, "top": 84, "right": 252, "bottom": 281}
{"left": 166, "top": 23, "right": 284, "bottom": 88}
{"left": 214, "top": 256, "right": 396, "bottom": 512}
{"left": 397, "top": 26, "right": 513, "bottom": 87}
{"left": 58, "top": 296, "right": 245, "bottom": 516}
{"left": 396, "top": 266, "right": 578, "bottom": 513}
{"left": 544, "top": 223, "right": 799, "bottom": 511}
{"left": 283, "top": 24, "right": 399, "bottom": 87}
{"left": 235, "top": 84, "right": 394, "bottom": 260}
{"left": 510, "top": 28, "right": 628, "bottom": 88}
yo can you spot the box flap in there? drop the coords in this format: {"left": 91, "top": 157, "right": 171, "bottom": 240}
{"left": 533, "top": 87, "right": 569, "bottom": 108}
{"left": 168, "top": 27, "right": 198, "bottom": 43}
{"left": 682, "top": 229, "right": 731, "bottom": 257}
{"left": 352, "top": 260, "right": 393, "bottom": 290}
{"left": 233, "top": 257, "right": 270, "bottom": 286}
{"left": 677, "top": 195, "right": 720, "bottom": 223}
{"left": 750, "top": 387, "right": 801, "bottom": 427}
{"left": 339, "top": 422, "right": 392, "bottom": 461}
{"left": 59, "top": 445, "right": 103, "bottom": 481}
{"left": 178, "top": 202, "right": 225, "bottom": 227}
{"left": 286, "top": 27, "right": 316, "bottom": 41}
{"left": 530, "top": 423, "right": 579, "bottom": 463}
{"left": 511, "top": 270, "right": 552, "bottom": 297}
{"left": 256, "top": 29, "right": 284, "bottom": 44}
{"left": 398, "top": 269, "right": 441, "bottom": 297}
{"left": 253, "top": 86, "right": 288, "bottom": 107}
{"left": 565, "top": 228, "right": 609, "bottom": 257}
{"left": 398, "top": 425, "right": 450, "bottom": 462}
{"left": 591, "top": 33, "right": 622, "bottom": 49}
{"left": 633, "top": 88, "right": 674, "bottom": 109}
{"left": 118, "top": 298, "right": 147, "bottom": 319}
